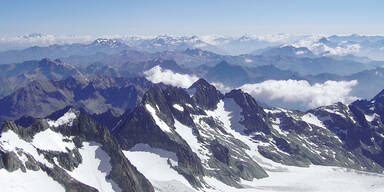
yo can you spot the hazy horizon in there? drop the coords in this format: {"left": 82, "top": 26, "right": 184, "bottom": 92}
{"left": 2, "top": 0, "right": 384, "bottom": 37}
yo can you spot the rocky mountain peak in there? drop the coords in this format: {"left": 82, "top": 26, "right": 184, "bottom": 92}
{"left": 225, "top": 89, "right": 271, "bottom": 134}
{"left": 0, "top": 108, "right": 155, "bottom": 192}
{"left": 189, "top": 78, "right": 212, "bottom": 89}
{"left": 225, "top": 89, "right": 263, "bottom": 112}
{"left": 189, "top": 78, "right": 223, "bottom": 110}
{"left": 113, "top": 82, "right": 270, "bottom": 189}
{"left": 45, "top": 106, "right": 77, "bottom": 122}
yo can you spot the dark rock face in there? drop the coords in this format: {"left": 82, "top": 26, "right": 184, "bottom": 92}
{"left": 340, "top": 90, "right": 384, "bottom": 168}
{"left": 114, "top": 87, "right": 205, "bottom": 187}
{"left": 1, "top": 151, "right": 26, "bottom": 172}
{"left": 14, "top": 115, "right": 36, "bottom": 127}
{"left": 226, "top": 89, "right": 271, "bottom": 134}
{"left": 0, "top": 109, "right": 155, "bottom": 192}
{"left": 189, "top": 78, "right": 223, "bottom": 110}
{"left": 89, "top": 109, "right": 123, "bottom": 130}
{"left": 67, "top": 112, "right": 154, "bottom": 192}
{"left": 210, "top": 141, "right": 230, "bottom": 165}
{"left": 113, "top": 83, "right": 268, "bottom": 189}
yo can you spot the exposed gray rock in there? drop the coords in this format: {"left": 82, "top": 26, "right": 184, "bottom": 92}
{"left": 0, "top": 108, "right": 155, "bottom": 192}
{"left": 114, "top": 84, "right": 268, "bottom": 189}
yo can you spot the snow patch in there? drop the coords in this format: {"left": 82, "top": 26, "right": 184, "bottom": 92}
{"left": 0, "top": 130, "right": 53, "bottom": 168}
{"left": 146, "top": 104, "right": 173, "bottom": 133}
{"left": 322, "top": 108, "right": 346, "bottom": 118}
{"left": 0, "top": 169, "right": 65, "bottom": 192}
{"left": 173, "top": 104, "right": 184, "bottom": 112}
{"left": 32, "top": 129, "right": 75, "bottom": 152}
{"left": 239, "top": 166, "right": 384, "bottom": 192}
{"left": 47, "top": 111, "right": 77, "bottom": 127}
{"left": 185, "top": 103, "right": 193, "bottom": 108}
{"left": 65, "top": 142, "right": 119, "bottom": 192}
{"left": 123, "top": 148, "right": 194, "bottom": 191}
{"left": 205, "top": 99, "right": 247, "bottom": 134}
{"left": 264, "top": 108, "right": 286, "bottom": 114}
{"left": 365, "top": 113, "right": 378, "bottom": 122}
{"left": 302, "top": 113, "right": 325, "bottom": 128}
{"left": 271, "top": 120, "right": 289, "bottom": 137}
{"left": 174, "top": 119, "right": 210, "bottom": 161}
{"left": 129, "top": 143, "right": 178, "bottom": 163}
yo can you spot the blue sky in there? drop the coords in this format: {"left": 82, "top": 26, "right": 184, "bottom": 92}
{"left": 1, "top": 0, "right": 383, "bottom": 37}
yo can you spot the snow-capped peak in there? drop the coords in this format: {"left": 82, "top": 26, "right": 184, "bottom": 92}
{"left": 47, "top": 109, "right": 78, "bottom": 127}
{"left": 92, "top": 38, "right": 125, "bottom": 48}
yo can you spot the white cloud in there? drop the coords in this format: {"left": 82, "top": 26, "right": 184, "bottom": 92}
{"left": 211, "top": 82, "right": 233, "bottom": 93}
{"left": 290, "top": 34, "right": 324, "bottom": 49}
{"left": 144, "top": 66, "right": 359, "bottom": 109}
{"left": 240, "top": 79, "right": 358, "bottom": 109}
{"left": 322, "top": 43, "right": 361, "bottom": 56}
{"left": 143, "top": 66, "right": 199, "bottom": 88}
{"left": 0, "top": 34, "right": 94, "bottom": 46}
{"left": 144, "top": 66, "right": 234, "bottom": 93}
{"left": 291, "top": 35, "right": 361, "bottom": 56}
{"left": 249, "top": 33, "right": 298, "bottom": 43}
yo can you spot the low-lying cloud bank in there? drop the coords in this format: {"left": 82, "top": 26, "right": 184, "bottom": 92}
{"left": 291, "top": 35, "right": 361, "bottom": 56}
{"left": 144, "top": 65, "right": 233, "bottom": 93}
{"left": 0, "top": 34, "right": 95, "bottom": 51}
{"left": 240, "top": 79, "right": 358, "bottom": 108}
{"left": 144, "top": 66, "right": 359, "bottom": 109}
{"left": 143, "top": 66, "right": 199, "bottom": 88}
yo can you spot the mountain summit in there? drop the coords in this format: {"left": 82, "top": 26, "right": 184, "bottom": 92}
{"left": 1, "top": 79, "right": 384, "bottom": 191}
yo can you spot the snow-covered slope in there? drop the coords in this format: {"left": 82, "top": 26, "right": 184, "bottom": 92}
{"left": 0, "top": 109, "right": 154, "bottom": 192}
{"left": 2, "top": 79, "right": 384, "bottom": 191}
{"left": 113, "top": 79, "right": 384, "bottom": 191}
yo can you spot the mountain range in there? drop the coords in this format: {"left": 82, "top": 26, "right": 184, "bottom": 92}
{"left": 1, "top": 78, "right": 384, "bottom": 191}
{"left": 3, "top": 33, "right": 384, "bottom": 59}
{"left": 1, "top": 54, "right": 384, "bottom": 111}
{"left": 0, "top": 75, "right": 153, "bottom": 129}
{"left": 0, "top": 38, "right": 130, "bottom": 64}
{"left": 1, "top": 34, "right": 384, "bottom": 191}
